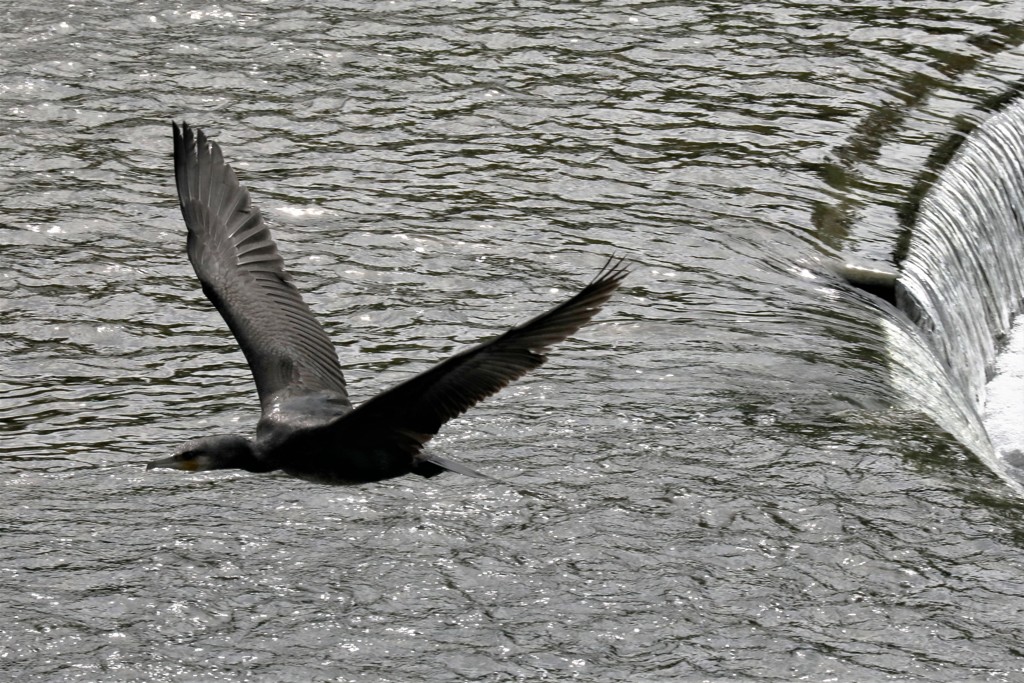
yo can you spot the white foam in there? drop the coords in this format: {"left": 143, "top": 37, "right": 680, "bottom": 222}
{"left": 984, "top": 316, "right": 1024, "bottom": 477}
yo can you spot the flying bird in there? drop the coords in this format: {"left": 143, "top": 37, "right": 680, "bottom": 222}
{"left": 147, "top": 122, "right": 628, "bottom": 484}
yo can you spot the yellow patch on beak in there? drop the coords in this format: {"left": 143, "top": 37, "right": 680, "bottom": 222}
{"left": 146, "top": 455, "right": 201, "bottom": 471}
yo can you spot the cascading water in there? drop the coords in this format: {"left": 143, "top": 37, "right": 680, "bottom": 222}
{"left": 896, "top": 97, "right": 1024, "bottom": 489}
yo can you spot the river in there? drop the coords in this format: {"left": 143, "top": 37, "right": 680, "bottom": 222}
{"left": 2, "top": 1, "right": 1023, "bottom": 680}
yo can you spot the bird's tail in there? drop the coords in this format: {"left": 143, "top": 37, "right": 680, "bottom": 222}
{"left": 414, "top": 453, "right": 493, "bottom": 480}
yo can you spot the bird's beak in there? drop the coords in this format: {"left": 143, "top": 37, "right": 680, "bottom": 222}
{"left": 146, "top": 454, "right": 199, "bottom": 471}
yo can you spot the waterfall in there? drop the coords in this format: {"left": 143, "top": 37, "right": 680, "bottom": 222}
{"left": 895, "top": 97, "right": 1024, "bottom": 487}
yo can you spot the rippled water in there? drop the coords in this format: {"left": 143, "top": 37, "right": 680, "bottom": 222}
{"left": 3, "top": 1, "right": 1024, "bottom": 681}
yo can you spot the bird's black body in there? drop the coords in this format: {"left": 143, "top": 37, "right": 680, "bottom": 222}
{"left": 147, "top": 122, "right": 629, "bottom": 484}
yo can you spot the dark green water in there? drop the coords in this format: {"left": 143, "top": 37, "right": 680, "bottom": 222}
{"left": 2, "top": 2, "right": 1024, "bottom": 680}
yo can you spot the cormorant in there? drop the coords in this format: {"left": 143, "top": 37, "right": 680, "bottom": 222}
{"left": 146, "top": 122, "right": 629, "bottom": 484}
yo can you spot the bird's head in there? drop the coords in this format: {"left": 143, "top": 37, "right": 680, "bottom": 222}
{"left": 147, "top": 434, "right": 258, "bottom": 473}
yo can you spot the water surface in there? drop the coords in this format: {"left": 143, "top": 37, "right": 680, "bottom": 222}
{"left": 2, "top": 1, "right": 1024, "bottom": 681}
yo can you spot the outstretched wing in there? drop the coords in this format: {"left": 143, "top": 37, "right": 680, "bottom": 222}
{"left": 172, "top": 122, "right": 350, "bottom": 415}
{"left": 328, "top": 256, "right": 629, "bottom": 459}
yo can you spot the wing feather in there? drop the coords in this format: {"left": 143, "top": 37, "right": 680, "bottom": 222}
{"left": 171, "top": 122, "right": 350, "bottom": 415}
{"left": 329, "top": 256, "right": 628, "bottom": 452}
